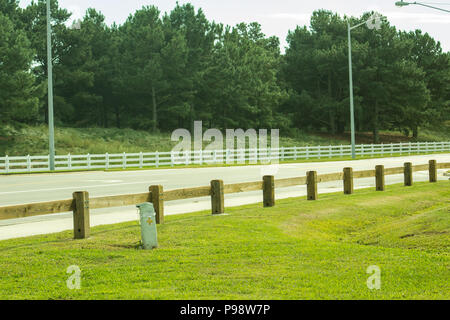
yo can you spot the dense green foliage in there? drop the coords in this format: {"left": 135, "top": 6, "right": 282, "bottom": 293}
{"left": 0, "top": 182, "right": 448, "bottom": 299}
{"left": 282, "top": 11, "right": 449, "bottom": 141}
{"left": 0, "top": 1, "right": 449, "bottom": 141}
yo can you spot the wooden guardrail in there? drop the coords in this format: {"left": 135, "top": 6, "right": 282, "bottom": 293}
{"left": 0, "top": 160, "right": 448, "bottom": 240}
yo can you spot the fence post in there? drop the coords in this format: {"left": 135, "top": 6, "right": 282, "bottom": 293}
{"left": 5, "top": 155, "right": 9, "bottom": 173}
{"left": 429, "top": 160, "right": 437, "bottom": 183}
{"left": 68, "top": 153, "right": 72, "bottom": 170}
{"left": 27, "top": 155, "right": 31, "bottom": 172}
{"left": 87, "top": 153, "right": 91, "bottom": 170}
{"left": 170, "top": 151, "right": 174, "bottom": 167}
{"left": 149, "top": 185, "right": 164, "bottom": 224}
{"left": 404, "top": 162, "right": 413, "bottom": 186}
{"left": 343, "top": 167, "right": 354, "bottom": 195}
{"left": 156, "top": 151, "right": 159, "bottom": 168}
{"left": 105, "top": 153, "right": 109, "bottom": 170}
{"left": 376, "top": 165, "right": 385, "bottom": 191}
{"left": 122, "top": 152, "right": 126, "bottom": 169}
{"left": 72, "top": 191, "right": 90, "bottom": 239}
{"left": 263, "top": 175, "right": 275, "bottom": 207}
{"left": 140, "top": 152, "right": 144, "bottom": 169}
{"left": 211, "top": 180, "right": 225, "bottom": 214}
{"left": 307, "top": 171, "right": 318, "bottom": 200}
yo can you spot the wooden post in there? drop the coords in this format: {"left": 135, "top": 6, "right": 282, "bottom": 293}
{"left": 263, "top": 175, "right": 275, "bottom": 207}
{"left": 404, "top": 162, "right": 413, "bottom": 186}
{"left": 375, "top": 165, "right": 385, "bottom": 191}
{"left": 306, "top": 171, "right": 318, "bottom": 200}
{"left": 73, "top": 191, "right": 90, "bottom": 239}
{"left": 429, "top": 160, "right": 437, "bottom": 183}
{"left": 149, "top": 185, "right": 164, "bottom": 224}
{"left": 343, "top": 167, "right": 354, "bottom": 195}
{"left": 211, "top": 180, "right": 225, "bottom": 214}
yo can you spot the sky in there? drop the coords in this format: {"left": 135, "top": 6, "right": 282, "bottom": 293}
{"left": 19, "top": 0, "right": 450, "bottom": 52}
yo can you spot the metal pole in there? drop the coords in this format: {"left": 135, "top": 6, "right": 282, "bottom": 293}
{"left": 397, "top": 1, "right": 450, "bottom": 13}
{"left": 413, "top": 2, "right": 450, "bottom": 13}
{"left": 347, "top": 23, "right": 356, "bottom": 159}
{"left": 47, "top": 0, "right": 55, "bottom": 171}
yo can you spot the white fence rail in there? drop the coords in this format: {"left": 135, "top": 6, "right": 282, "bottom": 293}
{"left": 1, "top": 142, "right": 449, "bottom": 174}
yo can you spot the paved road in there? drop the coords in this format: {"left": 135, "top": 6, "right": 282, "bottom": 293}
{"left": 0, "top": 154, "right": 448, "bottom": 240}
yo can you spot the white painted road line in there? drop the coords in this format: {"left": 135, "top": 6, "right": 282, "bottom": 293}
{"left": 0, "top": 180, "right": 168, "bottom": 195}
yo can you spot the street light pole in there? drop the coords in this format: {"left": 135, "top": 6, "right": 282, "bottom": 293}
{"left": 347, "top": 23, "right": 356, "bottom": 159}
{"left": 47, "top": 0, "right": 55, "bottom": 171}
{"left": 346, "top": 15, "right": 382, "bottom": 159}
{"left": 395, "top": 1, "right": 450, "bottom": 13}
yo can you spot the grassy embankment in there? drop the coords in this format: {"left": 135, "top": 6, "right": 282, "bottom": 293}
{"left": 0, "top": 125, "right": 346, "bottom": 156}
{"left": 1, "top": 124, "right": 449, "bottom": 156}
{"left": 0, "top": 181, "right": 448, "bottom": 299}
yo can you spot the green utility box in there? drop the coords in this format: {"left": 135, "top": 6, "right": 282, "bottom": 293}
{"left": 136, "top": 202, "right": 158, "bottom": 250}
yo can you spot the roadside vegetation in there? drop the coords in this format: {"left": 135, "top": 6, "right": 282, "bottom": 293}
{"left": 1, "top": 124, "right": 448, "bottom": 156}
{"left": 0, "top": 182, "right": 448, "bottom": 299}
{"left": 1, "top": 2, "right": 449, "bottom": 152}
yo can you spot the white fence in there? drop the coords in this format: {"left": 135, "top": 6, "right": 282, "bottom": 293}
{"left": 1, "top": 141, "right": 449, "bottom": 174}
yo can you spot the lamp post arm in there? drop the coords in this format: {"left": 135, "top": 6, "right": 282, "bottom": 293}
{"left": 412, "top": 2, "right": 450, "bottom": 13}
{"left": 349, "top": 14, "right": 384, "bottom": 30}
{"left": 349, "top": 20, "right": 367, "bottom": 30}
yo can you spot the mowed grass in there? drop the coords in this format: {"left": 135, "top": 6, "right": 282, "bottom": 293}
{"left": 0, "top": 182, "right": 448, "bottom": 300}
{"left": 0, "top": 125, "right": 348, "bottom": 156}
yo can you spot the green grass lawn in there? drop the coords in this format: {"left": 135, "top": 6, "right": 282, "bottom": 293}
{"left": 0, "top": 182, "right": 449, "bottom": 300}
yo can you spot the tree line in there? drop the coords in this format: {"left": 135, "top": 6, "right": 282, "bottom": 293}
{"left": 0, "top": 0, "right": 449, "bottom": 142}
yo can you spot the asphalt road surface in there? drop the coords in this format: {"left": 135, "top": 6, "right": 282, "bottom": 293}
{"left": 0, "top": 154, "right": 448, "bottom": 240}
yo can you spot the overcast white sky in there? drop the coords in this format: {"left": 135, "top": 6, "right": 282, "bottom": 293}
{"left": 19, "top": 0, "right": 450, "bottom": 52}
